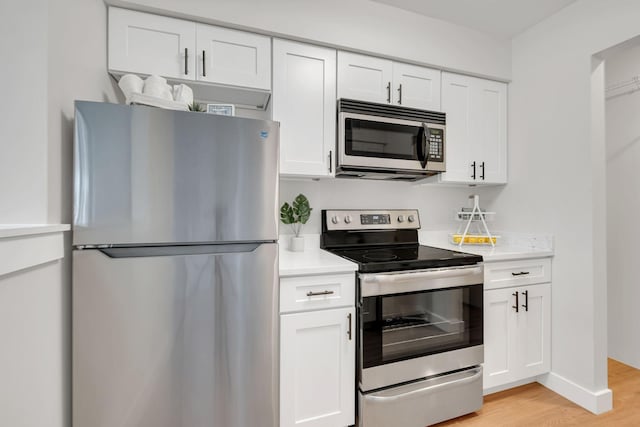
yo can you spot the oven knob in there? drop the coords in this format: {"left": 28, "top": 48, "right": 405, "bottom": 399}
{"left": 331, "top": 216, "right": 340, "bottom": 224}
{"left": 408, "top": 215, "right": 416, "bottom": 223}
{"left": 397, "top": 215, "right": 405, "bottom": 223}
{"left": 344, "top": 215, "right": 352, "bottom": 224}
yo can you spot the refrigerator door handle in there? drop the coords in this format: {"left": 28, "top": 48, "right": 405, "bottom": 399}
{"left": 100, "top": 242, "right": 263, "bottom": 258}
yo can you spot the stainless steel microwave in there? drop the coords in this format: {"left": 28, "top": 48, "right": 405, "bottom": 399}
{"left": 336, "top": 99, "right": 446, "bottom": 181}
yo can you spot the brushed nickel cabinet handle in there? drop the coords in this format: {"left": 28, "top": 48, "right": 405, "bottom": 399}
{"left": 202, "top": 50, "right": 206, "bottom": 77}
{"left": 397, "top": 83, "right": 403, "bottom": 104}
{"left": 386, "top": 82, "right": 391, "bottom": 103}
{"left": 306, "top": 290, "right": 334, "bottom": 297}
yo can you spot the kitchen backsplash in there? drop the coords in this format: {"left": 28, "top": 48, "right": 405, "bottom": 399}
{"left": 279, "top": 178, "right": 505, "bottom": 234}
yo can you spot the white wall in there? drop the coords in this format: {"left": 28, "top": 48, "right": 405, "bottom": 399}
{"left": 114, "top": 0, "right": 511, "bottom": 81}
{"left": 48, "top": 0, "right": 121, "bottom": 225}
{"left": 0, "top": 1, "right": 116, "bottom": 427}
{"left": 45, "top": 1, "right": 119, "bottom": 426}
{"left": 0, "top": 2, "right": 48, "bottom": 223}
{"left": 605, "top": 40, "right": 640, "bottom": 369}
{"left": 280, "top": 179, "right": 503, "bottom": 235}
{"left": 492, "top": 0, "right": 640, "bottom": 413}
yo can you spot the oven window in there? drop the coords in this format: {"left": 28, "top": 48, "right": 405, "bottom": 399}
{"left": 361, "top": 284, "right": 483, "bottom": 369}
{"left": 345, "top": 118, "right": 420, "bottom": 161}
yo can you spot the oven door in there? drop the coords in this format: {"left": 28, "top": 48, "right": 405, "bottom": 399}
{"left": 358, "top": 265, "right": 483, "bottom": 391}
{"left": 338, "top": 112, "right": 445, "bottom": 174}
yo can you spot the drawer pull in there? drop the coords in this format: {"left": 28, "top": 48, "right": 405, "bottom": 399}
{"left": 306, "top": 290, "right": 334, "bottom": 297}
{"left": 511, "top": 271, "right": 530, "bottom": 276}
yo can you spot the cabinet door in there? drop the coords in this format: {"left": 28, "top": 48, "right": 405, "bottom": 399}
{"left": 483, "top": 287, "right": 518, "bottom": 389}
{"left": 337, "top": 51, "right": 393, "bottom": 104}
{"left": 280, "top": 307, "right": 355, "bottom": 427}
{"left": 273, "top": 40, "right": 336, "bottom": 178}
{"left": 392, "top": 62, "right": 441, "bottom": 110}
{"left": 439, "top": 72, "right": 475, "bottom": 183}
{"left": 196, "top": 24, "right": 271, "bottom": 90}
{"left": 435, "top": 73, "right": 507, "bottom": 185}
{"left": 517, "top": 283, "right": 551, "bottom": 379}
{"left": 108, "top": 8, "right": 196, "bottom": 80}
{"left": 475, "top": 79, "right": 507, "bottom": 184}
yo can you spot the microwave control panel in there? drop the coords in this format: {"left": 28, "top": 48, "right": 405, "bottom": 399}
{"left": 427, "top": 128, "right": 444, "bottom": 162}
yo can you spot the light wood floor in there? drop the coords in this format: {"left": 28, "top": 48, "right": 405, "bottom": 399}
{"left": 435, "top": 359, "right": 640, "bottom": 426}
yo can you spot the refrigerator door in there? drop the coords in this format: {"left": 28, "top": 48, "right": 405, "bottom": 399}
{"left": 72, "top": 243, "right": 279, "bottom": 427}
{"left": 73, "top": 101, "right": 279, "bottom": 246}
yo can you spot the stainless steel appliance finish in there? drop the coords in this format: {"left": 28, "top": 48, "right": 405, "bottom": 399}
{"left": 360, "top": 265, "right": 483, "bottom": 297}
{"left": 358, "top": 366, "right": 483, "bottom": 427}
{"left": 360, "top": 345, "right": 483, "bottom": 392}
{"left": 320, "top": 209, "right": 483, "bottom": 427}
{"left": 73, "top": 101, "right": 279, "bottom": 247}
{"left": 336, "top": 99, "right": 446, "bottom": 181}
{"left": 73, "top": 101, "right": 280, "bottom": 427}
{"left": 73, "top": 245, "right": 279, "bottom": 427}
{"left": 324, "top": 209, "right": 420, "bottom": 231}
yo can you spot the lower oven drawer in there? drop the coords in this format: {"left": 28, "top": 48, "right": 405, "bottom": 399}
{"left": 358, "top": 366, "right": 483, "bottom": 427}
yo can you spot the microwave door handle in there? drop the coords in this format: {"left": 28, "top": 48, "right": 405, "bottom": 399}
{"left": 416, "top": 125, "right": 426, "bottom": 168}
{"left": 419, "top": 123, "right": 431, "bottom": 169}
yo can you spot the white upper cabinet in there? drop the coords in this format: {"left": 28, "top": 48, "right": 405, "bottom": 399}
{"left": 337, "top": 52, "right": 393, "bottom": 104}
{"left": 426, "top": 72, "right": 507, "bottom": 185}
{"left": 108, "top": 7, "right": 272, "bottom": 108}
{"left": 337, "top": 51, "right": 441, "bottom": 110}
{"left": 108, "top": 8, "right": 196, "bottom": 80}
{"left": 392, "top": 62, "right": 441, "bottom": 111}
{"left": 273, "top": 39, "right": 336, "bottom": 178}
{"left": 196, "top": 24, "right": 271, "bottom": 90}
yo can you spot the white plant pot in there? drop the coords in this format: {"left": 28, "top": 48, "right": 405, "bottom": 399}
{"left": 289, "top": 236, "right": 305, "bottom": 252}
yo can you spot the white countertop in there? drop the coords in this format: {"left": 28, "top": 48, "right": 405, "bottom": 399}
{"left": 0, "top": 224, "right": 70, "bottom": 239}
{"left": 419, "top": 230, "right": 554, "bottom": 262}
{"left": 279, "top": 235, "right": 358, "bottom": 277}
{"left": 278, "top": 230, "right": 553, "bottom": 276}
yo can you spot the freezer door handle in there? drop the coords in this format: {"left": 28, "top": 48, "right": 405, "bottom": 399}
{"left": 99, "top": 242, "right": 262, "bottom": 258}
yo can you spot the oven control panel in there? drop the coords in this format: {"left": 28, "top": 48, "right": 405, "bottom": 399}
{"left": 324, "top": 209, "right": 420, "bottom": 231}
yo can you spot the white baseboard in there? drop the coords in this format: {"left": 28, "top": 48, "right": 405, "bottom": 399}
{"left": 483, "top": 377, "right": 536, "bottom": 396}
{"left": 537, "top": 372, "right": 612, "bottom": 414}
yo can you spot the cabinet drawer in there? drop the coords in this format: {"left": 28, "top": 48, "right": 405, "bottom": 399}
{"left": 484, "top": 258, "right": 551, "bottom": 290}
{"left": 280, "top": 273, "right": 355, "bottom": 313}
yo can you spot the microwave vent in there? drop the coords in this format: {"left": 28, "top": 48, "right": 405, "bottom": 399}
{"left": 338, "top": 99, "right": 445, "bottom": 125}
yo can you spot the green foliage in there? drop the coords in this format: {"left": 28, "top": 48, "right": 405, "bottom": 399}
{"left": 188, "top": 101, "right": 205, "bottom": 112}
{"left": 280, "top": 194, "right": 312, "bottom": 237}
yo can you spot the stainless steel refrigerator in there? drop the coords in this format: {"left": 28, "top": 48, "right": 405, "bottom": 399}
{"left": 72, "top": 101, "right": 279, "bottom": 427}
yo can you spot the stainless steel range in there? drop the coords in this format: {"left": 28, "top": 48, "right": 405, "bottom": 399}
{"left": 321, "top": 209, "right": 484, "bottom": 427}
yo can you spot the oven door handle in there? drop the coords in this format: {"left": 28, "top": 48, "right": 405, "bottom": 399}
{"left": 360, "top": 265, "right": 483, "bottom": 296}
{"left": 364, "top": 366, "right": 482, "bottom": 403}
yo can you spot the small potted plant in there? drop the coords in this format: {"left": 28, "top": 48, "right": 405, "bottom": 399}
{"left": 280, "top": 194, "right": 312, "bottom": 252}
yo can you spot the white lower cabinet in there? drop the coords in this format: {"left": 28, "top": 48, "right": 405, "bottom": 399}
{"left": 280, "top": 272, "right": 355, "bottom": 427}
{"left": 484, "top": 282, "right": 551, "bottom": 391}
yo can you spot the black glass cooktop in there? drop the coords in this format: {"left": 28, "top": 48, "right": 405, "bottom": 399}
{"left": 327, "top": 244, "right": 483, "bottom": 273}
